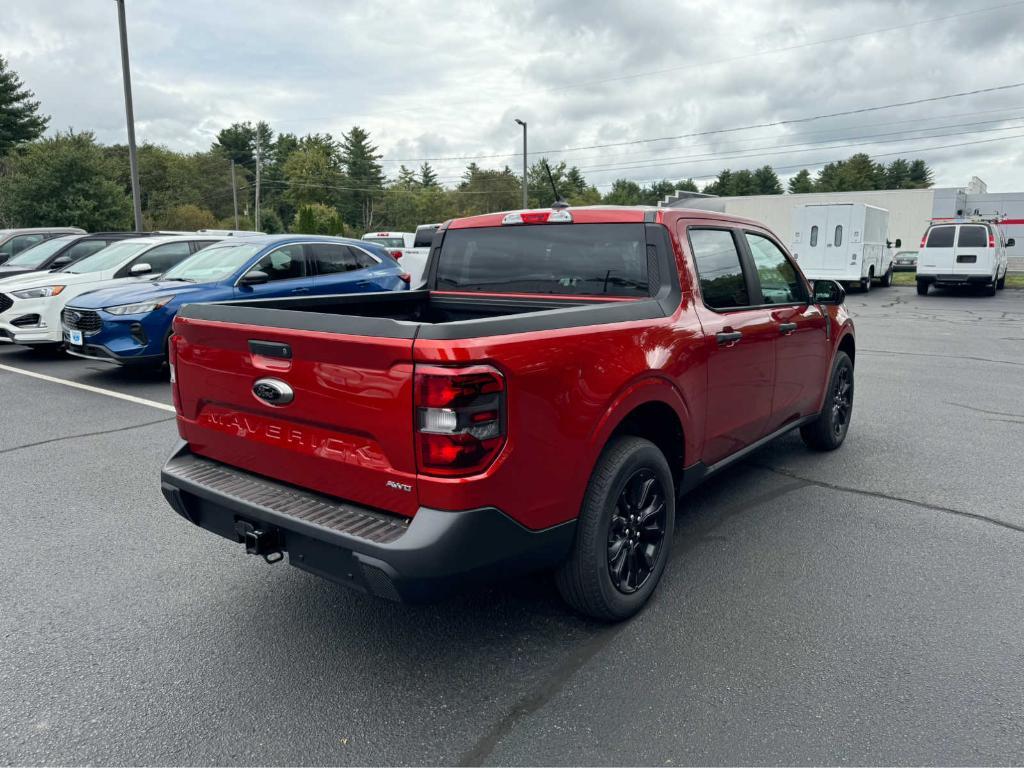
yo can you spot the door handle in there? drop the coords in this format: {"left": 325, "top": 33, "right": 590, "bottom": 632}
{"left": 716, "top": 331, "right": 743, "bottom": 346}
{"left": 778, "top": 322, "right": 798, "bottom": 335}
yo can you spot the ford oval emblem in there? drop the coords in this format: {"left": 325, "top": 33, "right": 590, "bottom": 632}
{"left": 252, "top": 378, "right": 294, "bottom": 406}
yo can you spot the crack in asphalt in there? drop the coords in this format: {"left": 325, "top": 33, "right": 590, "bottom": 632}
{"left": 945, "top": 401, "right": 1024, "bottom": 419}
{"left": 455, "top": 478, "right": 809, "bottom": 767}
{"left": 752, "top": 464, "right": 1024, "bottom": 535}
{"left": 0, "top": 417, "right": 175, "bottom": 457}
{"left": 861, "top": 348, "right": 1024, "bottom": 367}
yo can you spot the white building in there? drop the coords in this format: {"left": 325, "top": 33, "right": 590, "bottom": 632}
{"left": 662, "top": 181, "right": 1024, "bottom": 272}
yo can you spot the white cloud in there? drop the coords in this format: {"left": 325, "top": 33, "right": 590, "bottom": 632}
{"left": 3, "top": 0, "right": 1023, "bottom": 189}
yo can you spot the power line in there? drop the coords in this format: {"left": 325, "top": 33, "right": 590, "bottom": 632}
{"left": 383, "top": 82, "right": 1024, "bottom": 163}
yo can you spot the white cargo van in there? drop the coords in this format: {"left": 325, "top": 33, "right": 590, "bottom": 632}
{"left": 790, "top": 203, "right": 895, "bottom": 291}
{"left": 915, "top": 219, "right": 1013, "bottom": 296}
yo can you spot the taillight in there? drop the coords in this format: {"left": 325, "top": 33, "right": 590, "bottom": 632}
{"left": 920, "top": 234, "right": 927, "bottom": 249}
{"left": 415, "top": 364, "right": 506, "bottom": 477}
{"left": 988, "top": 232, "right": 996, "bottom": 248}
{"left": 398, "top": 272, "right": 411, "bottom": 284}
{"left": 390, "top": 249, "right": 403, "bottom": 260}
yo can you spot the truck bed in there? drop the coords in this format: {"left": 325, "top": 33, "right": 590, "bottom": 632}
{"left": 177, "top": 289, "right": 671, "bottom": 341}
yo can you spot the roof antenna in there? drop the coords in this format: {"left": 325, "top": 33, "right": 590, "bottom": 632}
{"left": 542, "top": 159, "right": 568, "bottom": 209}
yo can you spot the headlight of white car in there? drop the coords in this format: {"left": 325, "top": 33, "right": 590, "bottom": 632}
{"left": 104, "top": 297, "right": 174, "bottom": 315}
{"left": 12, "top": 285, "right": 65, "bottom": 299}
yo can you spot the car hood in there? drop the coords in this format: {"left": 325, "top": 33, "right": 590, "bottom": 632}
{"left": 0, "top": 271, "right": 99, "bottom": 292}
{"left": 66, "top": 280, "right": 215, "bottom": 309}
{"left": 0, "top": 266, "right": 41, "bottom": 282}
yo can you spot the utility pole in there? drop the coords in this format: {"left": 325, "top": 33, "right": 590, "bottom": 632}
{"left": 254, "top": 131, "right": 261, "bottom": 230}
{"left": 115, "top": 0, "right": 143, "bottom": 232}
{"left": 514, "top": 119, "right": 527, "bottom": 208}
{"left": 230, "top": 160, "right": 240, "bottom": 230}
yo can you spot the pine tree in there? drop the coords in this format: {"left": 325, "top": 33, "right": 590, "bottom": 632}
{"left": 788, "top": 169, "right": 813, "bottom": 193}
{"left": 884, "top": 158, "right": 911, "bottom": 189}
{"left": 753, "top": 165, "right": 783, "bottom": 194}
{"left": 338, "top": 126, "right": 384, "bottom": 230}
{"left": 0, "top": 56, "right": 49, "bottom": 156}
{"left": 907, "top": 159, "right": 934, "bottom": 188}
{"left": 396, "top": 164, "right": 418, "bottom": 188}
{"left": 419, "top": 162, "right": 438, "bottom": 188}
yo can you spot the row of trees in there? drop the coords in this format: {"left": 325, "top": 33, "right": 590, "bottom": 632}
{"left": 0, "top": 57, "right": 937, "bottom": 233}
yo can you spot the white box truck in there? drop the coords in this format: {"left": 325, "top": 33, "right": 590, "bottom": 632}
{"left": 789, "top": 203, "right": 896, "bottom": 291}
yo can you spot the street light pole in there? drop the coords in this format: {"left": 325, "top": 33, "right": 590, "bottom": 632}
{"left": 230, "top": 160, "right": 240, "bottom": 230}
{"left": 514, "top": 119, "right": 527, "bottom": 208}
{"left": 114, "top": 0, "right": 143, "bottom": 232}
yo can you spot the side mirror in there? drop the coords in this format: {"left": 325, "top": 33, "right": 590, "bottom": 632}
{"left": 894, "top": 238, "right": 902, "bottom": 248}
{"left": 129, "top": 262, "right": 152, "bottom": 275}
{"left": 812, "top": 279, "right": 845, "bottom": 306}
{"left": 239, "top": 270, "right": 269, "bottom": 286}
{"left": 1007, "top": 238, "right": 1016, "bottom": 247}
{"left": 51, "top": 255, "right": 73, "bottom": 267}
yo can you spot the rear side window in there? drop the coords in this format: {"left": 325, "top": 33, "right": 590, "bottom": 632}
{"left": 957, "top": 225, "right": 988, "bottom": 248}
{"left": 833, "top": 225, "right": 843, "bottom": 247}
{"left": 809, "top": 226, "right": 818, "bottom": 247}
{"left": 436, "top": 223, "right": 649, "bottom": 297}
{"left": 310, "top": 243, "right": 377, "bottom": 274}
{"left": 689, "top": 228, "right": 750, "bottom": 310}
{"left": 925, "top": 226, "right": 955, "bottom": 247}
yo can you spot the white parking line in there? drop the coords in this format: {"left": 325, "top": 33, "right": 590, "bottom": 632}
{"left": 0, "top": 363, "right": 176, "bottom": 413}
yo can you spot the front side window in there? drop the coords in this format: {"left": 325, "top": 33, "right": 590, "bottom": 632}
{"left": 745, "top": 233, "right": 808, "bottom": 305}
{"left": 688, "top": 228, "right": 750, "bottom": 310}
{"left": 809, "top": 226, "right": 818, "bottom": 247}
{"left": 925, "top": 226, "right": 955, "bottom": 248}
{"left": 246, "top": 244, "right": 306, "bottom": 282}
{"left": 833, "top": 225, "right": 843, "bottom": 247}
{"left": 64, "top": 240, "right": 110, "bottom": 261}
{"left": 957, "top": 225, "right": 987, "bottom": 248}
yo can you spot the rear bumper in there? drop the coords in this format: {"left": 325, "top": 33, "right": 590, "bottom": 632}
{"left": 160, "top": 443, "right": 575, "bottom": 602}
{"left": 917, "top": 274, "right": 993, "bottom": 286}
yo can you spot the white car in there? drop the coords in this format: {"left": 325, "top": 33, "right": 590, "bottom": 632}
{"left": 916, "top": 219, "right": 1013, "bottom": 296}
{"left": 0, "top": 235, "right": 223, "bottom": 347}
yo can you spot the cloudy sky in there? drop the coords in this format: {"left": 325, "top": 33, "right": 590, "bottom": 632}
{"left": 4, "top": 0, "right": 1024, "bottom": 191}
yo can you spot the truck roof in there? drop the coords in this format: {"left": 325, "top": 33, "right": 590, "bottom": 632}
{"left": 446, "top": 205, "right": 768, "bottom": 230}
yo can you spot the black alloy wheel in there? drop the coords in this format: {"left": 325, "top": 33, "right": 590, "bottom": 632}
{"left": 606, "top": 469, "right": 667, "bottom": 594}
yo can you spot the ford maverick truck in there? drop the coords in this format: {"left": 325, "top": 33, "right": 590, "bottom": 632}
{"left": 161, "top": 205, "right": 855, "bottom": 620}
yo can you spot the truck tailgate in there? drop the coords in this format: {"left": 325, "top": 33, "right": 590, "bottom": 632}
{"left": 172, "top": 316, "right": 418, "bottom": 517}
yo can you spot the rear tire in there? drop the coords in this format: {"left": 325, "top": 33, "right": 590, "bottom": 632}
{"left": 916, "top": 280, "right": 929, "bottom": 296}
{"left": 800, "top": 351, "right": 854, "bottom": 452}
{"left": 880, "top": 265, "right": 893, "bottom": 287}
{"left": 997, "top": 271, "right": 1006, "bottom": 290}
{"left": 556, "top": 436, "right": 675, "bottom": 622}
{"left": 860, "top": 276, "right": 872, "bottom": 292}
{"left": 985, "top": 278, "right": 997, "bottom": 297}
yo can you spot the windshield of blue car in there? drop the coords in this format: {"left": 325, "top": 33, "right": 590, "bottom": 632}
{"left": 3, "top": 235, "right": 78, "bottom": 267}
{"left": 161, "top": 242, "right": 265, "bottom": 283}
{"left": 62, "top": 241, "right": 151, "bottom": 273}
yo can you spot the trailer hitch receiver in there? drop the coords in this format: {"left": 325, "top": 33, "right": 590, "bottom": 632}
{"left": 234, "top": 520, "right": 284, "bottom": 564}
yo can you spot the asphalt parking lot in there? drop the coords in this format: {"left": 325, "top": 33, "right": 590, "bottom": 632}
{"left": 2, "top": 285, "right": 1024, "bottom": 766}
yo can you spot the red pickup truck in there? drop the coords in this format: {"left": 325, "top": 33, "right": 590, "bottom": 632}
{"left": 161, "top": 205, "right": 854, "bottom": 620}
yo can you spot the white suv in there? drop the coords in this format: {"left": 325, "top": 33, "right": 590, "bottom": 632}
{"left": 916, "top": 221, "right": 1013, "bottom": 296}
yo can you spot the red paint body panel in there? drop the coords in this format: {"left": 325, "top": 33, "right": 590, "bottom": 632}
{"left": 170, "top": 206, "right": 854, "bottom": 532}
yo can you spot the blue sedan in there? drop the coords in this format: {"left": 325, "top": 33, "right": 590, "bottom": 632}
{"left": 61, "top": 235, "right": 409, "bottom": 367}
